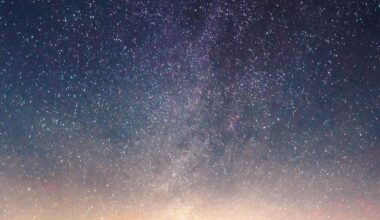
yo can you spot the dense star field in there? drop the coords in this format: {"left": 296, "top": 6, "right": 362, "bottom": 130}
{"left": 0, "top": 0, "right": 379, "bottom": 219}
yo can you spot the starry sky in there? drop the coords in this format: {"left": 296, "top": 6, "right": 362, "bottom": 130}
{"left": 0, "top": 0, "right": 379, "bottom": 219}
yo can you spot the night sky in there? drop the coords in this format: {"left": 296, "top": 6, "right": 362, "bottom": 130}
{"left": 0, "top": 0, "right": 379, "bottom": 219}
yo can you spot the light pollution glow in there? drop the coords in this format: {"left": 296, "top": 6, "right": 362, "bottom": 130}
{"left": 2, "top": 159, "right": 379, "bottom": 220}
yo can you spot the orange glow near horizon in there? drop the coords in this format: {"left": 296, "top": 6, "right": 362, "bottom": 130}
{"left": 2, "top": 180, "right": 379, "bottom": 220}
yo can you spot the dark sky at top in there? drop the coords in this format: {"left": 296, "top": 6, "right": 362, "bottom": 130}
{"left": 0, "top": 0, "right": 379, "bottom": 219}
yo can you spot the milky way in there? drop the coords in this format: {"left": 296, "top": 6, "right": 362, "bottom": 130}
{"left": 0, "top": 0, "right": 379, "bottom": 219}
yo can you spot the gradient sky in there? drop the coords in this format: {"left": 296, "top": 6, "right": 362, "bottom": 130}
{"left": 0, "top": 0, "right": 379, "bottom": 219}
